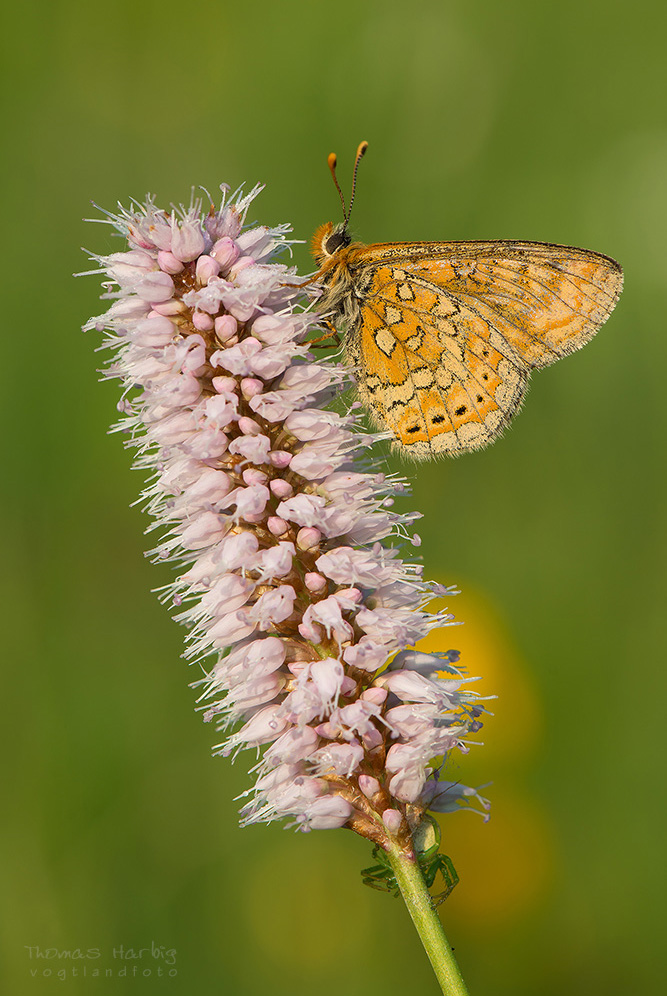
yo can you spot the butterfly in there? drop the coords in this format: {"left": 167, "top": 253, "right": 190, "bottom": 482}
{"left": 311, "top": 142, "right": 623, "bottom": 459}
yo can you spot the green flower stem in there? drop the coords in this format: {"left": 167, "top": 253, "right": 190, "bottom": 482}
{"left": 387, "top": 845, "right": 469, "bottom": 996}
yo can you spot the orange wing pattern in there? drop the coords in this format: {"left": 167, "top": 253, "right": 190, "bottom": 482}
{"left": 343, "top": 241, "right": 623, "bottom": 457}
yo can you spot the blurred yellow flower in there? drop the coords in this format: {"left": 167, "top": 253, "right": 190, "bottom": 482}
{"left": 417, "top": 582, "right": 555, "bottom": 926}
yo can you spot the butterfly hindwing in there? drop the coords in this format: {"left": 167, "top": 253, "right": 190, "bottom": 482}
{"left": 346, "top": 265, "right": 526, "bottom": 455}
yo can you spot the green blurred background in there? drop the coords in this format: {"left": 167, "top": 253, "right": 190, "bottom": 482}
{"left": 2, "top": 1, "right": 665, "bottom": 993}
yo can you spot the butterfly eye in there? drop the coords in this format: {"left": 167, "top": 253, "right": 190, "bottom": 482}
{"left": 325, "top": 228, "right": 351, "bottom": 256}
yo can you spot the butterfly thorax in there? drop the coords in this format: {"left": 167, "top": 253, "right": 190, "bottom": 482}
{"left": 312, "top": 221, "right": 372, "bottom": 323}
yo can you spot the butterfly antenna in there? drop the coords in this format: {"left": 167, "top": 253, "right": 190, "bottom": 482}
{"left": 327, "top": 153, "right": 348, "bottom": 222}
{"left": 345, "top": 140, "right": 369, "bottom": 226}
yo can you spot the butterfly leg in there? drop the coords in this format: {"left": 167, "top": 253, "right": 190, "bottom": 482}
{"left": 280, "top": 275, "right": 318, "bottom": 289}
{"left": 308, "top": 320, "right": 341, "bottom": 348}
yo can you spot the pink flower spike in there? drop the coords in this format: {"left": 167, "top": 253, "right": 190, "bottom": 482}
{"left": 387, "top": 765, "right": 428, "bottom": 804}
{"left": 185, "top": 426, "right": 228, "bottom": 460}
{"left": 87, "top": 183, "right": 489, "bottom": 870}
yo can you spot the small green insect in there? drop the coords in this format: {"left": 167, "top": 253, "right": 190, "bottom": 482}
{"left": 361, "top": 815, "right": 459, "bottom": 906}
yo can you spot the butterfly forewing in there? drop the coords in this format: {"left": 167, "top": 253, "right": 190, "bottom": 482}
{"left": 341, "top": 240, "right": 622, "bottom": 457}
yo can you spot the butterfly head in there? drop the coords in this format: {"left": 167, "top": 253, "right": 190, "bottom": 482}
{"left": 311, "top": 221, "right": 351, "bottom": 266}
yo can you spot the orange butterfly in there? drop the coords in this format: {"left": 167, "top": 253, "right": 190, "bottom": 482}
{"left": 312, "top": 142, "right": 623, "bottom": 458}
